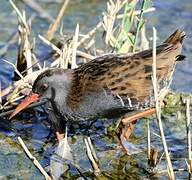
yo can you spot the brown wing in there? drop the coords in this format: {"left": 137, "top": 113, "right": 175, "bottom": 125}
{"left": 67, "top": 29, "right": 185, "bottom": 108}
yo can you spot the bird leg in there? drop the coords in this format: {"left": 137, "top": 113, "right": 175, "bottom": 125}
{"left": 55, "top": 118, "right": 69, "bottom": 143}
{"left": 122, "top": 120, "right": 137, "bottom": 139}
{"left": 122, "top": 108, "right": 156, "bottom": 125}
{"left": 56, "top": 131, "right": 65, "bottom": 143}
{"left": 116, "top": 108, "right": 156, "bottom": 153}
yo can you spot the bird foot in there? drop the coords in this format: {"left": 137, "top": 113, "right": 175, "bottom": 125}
{"left": 116, "top": 120, "right": 136, "bottom": 154}
{"left": 56, "top": 131, "right": 65, "bottom": 143}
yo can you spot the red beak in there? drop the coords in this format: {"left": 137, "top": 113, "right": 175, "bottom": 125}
{"left": 9, "top": 93, "right": 40, "bottom": 119}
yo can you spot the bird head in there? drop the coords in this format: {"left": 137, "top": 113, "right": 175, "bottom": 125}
{"left": 10, "top": 68, "right": 73, "bottom": 119}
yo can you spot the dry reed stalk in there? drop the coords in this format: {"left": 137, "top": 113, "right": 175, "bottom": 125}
{"left": 103, "top": 0, "right": 127, "bottom": 45}
{"left": 20, "top": 20, "right": 33, "bottom": 75}
{"left": 0, "top": 87, "right": 13, "bottom": 99}
{"left": 61, "top": 42, "right": 72, "bottom": 69}
{"left": 84, "top": 39, "right": 95, "bottom": 51}
{"left": 39, "top": 34, "right": 69, "bottom": 68}
{"left": 39, "top": 35, "right": 61, "bottom": 53}
{"left": 0, "top": 13, "right": 36, "bottom": 57}
{"left": 18, "top": 137, "right": 52, "bottom": 180}
{"left": 84, "top": 137, "right": 101, "bottom": 176}
{"left": 10, "top": 0, "right": 34, "bottom": 75}
{"left": 147, "top": 120, "right": 151, "bottom": 160}
{"left": 9, "top": 0, "right": 29, "bottom": 31}
{"left": 65, "top": 46, "right": 72, "bottom": 69}
{"left": 39, "top": 34, "right": 67, "bottom": 68}
{"left": 59, "top": 47, "right": 65, "bottom": 69}
{"left": 3, "top": 95, "right": 25, "bottom": 108}
{"left": 140, "top": 25, "right": 149, "bottom": 51}
{"left": 71, "top": 24, "right": 79, "bottom": 69}
{"left": 87, "top": 137, "right": 99, "bottom": 164}
{"left": 75, "top": 0, "right": 154, "bottom": 53}
{"left": 0, "top": 69, "right": 44, "bottom": 104}
{"left": 22, "top": 0, "right": 54, "bottom": 22}
{"left": 2, "top": 59, "right": 24, "bottom": 80}
{"left": 77, "top": 21, "right": 103, "bottom": 47}
{"left": 152, "top": 27, "right": 175, "bottom": 179}
{"left": 39, "top": 34, "right": 94, "bottom": 68}
{"left": 63, "top": 38, "right": 75, "bottom": 68}
{"left": 186, "top": 98, "right": 192, "bottom": 178}
{"left": 47, "top": 0, "right": 70, "bottom": 41}
{"left": 76, "top": 51, "right": 94, "bottom": 60}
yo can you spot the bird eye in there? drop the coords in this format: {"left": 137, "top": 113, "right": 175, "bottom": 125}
{"left": 41, "top": 83, "right": 48, "bottom": 91}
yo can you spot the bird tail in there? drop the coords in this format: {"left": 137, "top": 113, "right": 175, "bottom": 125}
{"left": 164, "top": 29, "right": 186, "bottom": 45}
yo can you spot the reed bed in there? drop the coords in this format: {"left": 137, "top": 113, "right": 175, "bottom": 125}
{"left": 0, "top": 0, "right": 190, "bottom": 179}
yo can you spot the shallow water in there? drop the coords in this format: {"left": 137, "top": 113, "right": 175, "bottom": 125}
{"left": 0, "top": 0, "right": 191, "bottom": 179}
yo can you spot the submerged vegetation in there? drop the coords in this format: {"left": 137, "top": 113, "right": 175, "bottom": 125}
{"left": 0, "top": 0, "right": 191, "bottom": 179}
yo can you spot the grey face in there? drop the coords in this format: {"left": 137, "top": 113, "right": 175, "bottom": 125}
{"left": 33, "top": 76, "right": 53, "bottom": 100}
{"left": 32, "top": 69, "right": 72, "bottom": 103}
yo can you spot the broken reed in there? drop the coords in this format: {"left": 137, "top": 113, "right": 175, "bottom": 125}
{"left": 147, "top": 120, "right": 151, "bottom": 160}
{"left": 18, "top": 136, "right": 52, "bottom": 180}
{"left": 186, "top": 99, "right": 192, "bottom": 178}
{"left": 0, "top": 0, "right": 156, "bottom": 179}
{"left": 152, "top": 27, "right": 175, "bottom": 179}
{"left": 84, "top": 137, "right": 101, "bottom": 176}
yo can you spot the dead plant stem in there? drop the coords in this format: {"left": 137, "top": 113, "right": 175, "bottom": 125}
{"left": 152, "top": 27, "right": 175, "bottom": 180}
{"left": 18, "top": 137, "right": 52, "bottom": 180}
{"left": 186, "top": 99, "right": 192, "bottom": 178}
{"left": 71, "top": 24, "right": 79, "bottom": 69}
{"left": 47, "top": 0, "right": 70, "bottom": 40}
{"left": 147, "top": 120, "right": 151, "bottom": 160}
